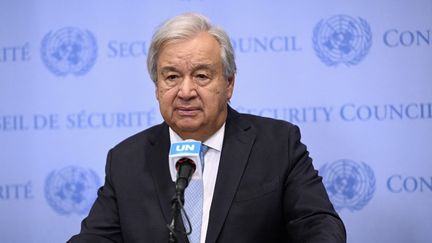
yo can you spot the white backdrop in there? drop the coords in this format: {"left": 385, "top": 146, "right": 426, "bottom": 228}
{"left": 1, "top": 1, "right": 431, "bottom": 242}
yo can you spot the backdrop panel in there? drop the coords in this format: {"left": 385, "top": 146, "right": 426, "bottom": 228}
{"left": 1, "top": 1, "right": 431, "bottom": 242}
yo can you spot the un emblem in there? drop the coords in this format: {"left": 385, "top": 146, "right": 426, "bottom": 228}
{"left": 320, "top": 159, "right": 375, "bottom": 212}
{"left": 45, "top": 166, "right": 100, "bottom": 215}
{"left": 313, "top": 15, "right": 372, "bottom": 66}
{"left": 41, "top": 27, "right": 98, "bottom": 76}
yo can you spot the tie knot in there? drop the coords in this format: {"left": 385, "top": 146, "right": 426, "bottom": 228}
{"left": 201, "top": 144, "right": 209, "bottom": 156}
{"left": 199, "top": 144, "right": 209, "bottom": 171}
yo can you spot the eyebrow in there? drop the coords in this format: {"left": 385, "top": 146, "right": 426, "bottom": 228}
{"left": 160, "top": 66, "right": 179, "bottom": 74}
{"left": 190, "top": 64, "right": 216, "bottom": 71}
{"left": 159, "top": 64, "right": 216, "bottom": 75}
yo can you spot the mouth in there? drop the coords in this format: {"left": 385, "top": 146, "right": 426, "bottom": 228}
{"left": 175, "top": 107, "right": 201, "bottom": 116}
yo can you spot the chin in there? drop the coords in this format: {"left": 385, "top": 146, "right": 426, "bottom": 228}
{"left": 176, "top": 124, "right": 200, "bottom": 132}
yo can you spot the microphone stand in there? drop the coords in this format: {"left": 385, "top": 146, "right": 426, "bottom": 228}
{"left": 167, "top": 158, "right": 195, "bottom": 243}
{"left": 168, "top": 192, "right": 183, "bottom": 243}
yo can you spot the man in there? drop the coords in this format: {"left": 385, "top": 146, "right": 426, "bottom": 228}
{"left": 69, "top": 13, "right": 346, "bottom": 243}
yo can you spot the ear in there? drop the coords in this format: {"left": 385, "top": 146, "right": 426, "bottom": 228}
{"left": 155, "top": 81, "right": 160, "bottom": 101}
{"left": 226, "top": 75, "right": 235, "bottom": 100}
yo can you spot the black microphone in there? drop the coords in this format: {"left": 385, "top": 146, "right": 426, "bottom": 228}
{"left": 167, "top": 158, "right": 197, "bottom": 242}
{"left": 167, "top": 140, "right": 202, "bottom": 242}
{"left": 175, "top": 158, "right": 196, "bottom": 203}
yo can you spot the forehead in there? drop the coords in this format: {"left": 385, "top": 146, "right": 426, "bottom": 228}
{"left": 157, "top": 32, "right": 222, "bottom": 69}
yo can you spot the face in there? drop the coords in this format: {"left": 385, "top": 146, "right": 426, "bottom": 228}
{"left": 155, "top": 32, "right": 234, "bottom": 141}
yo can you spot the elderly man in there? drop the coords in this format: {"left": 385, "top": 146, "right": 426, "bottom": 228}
{"left": 69, "top": 13, "right": 346, "bottom": 243}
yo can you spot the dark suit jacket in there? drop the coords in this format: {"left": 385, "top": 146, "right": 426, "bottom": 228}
{"left": 69, "top": 107, "right": 346, "bottom": 243}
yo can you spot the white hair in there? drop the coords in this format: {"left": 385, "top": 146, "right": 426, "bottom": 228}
{"left": 147, "top": 12, "right": 236, "bottom": 83}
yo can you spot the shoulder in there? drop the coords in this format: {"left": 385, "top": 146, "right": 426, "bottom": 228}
{"left": 239, "top": 112, "right": 296, "bottom": 128}
{"left": 230, "top": 108, "right": 299, "bottom": 135}
{"left": 111, "top": 122, "right": 168, "bottom": 153}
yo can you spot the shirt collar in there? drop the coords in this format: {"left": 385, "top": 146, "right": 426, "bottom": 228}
{"left": 169, "top": 123, "right": 225, "bottom": 152}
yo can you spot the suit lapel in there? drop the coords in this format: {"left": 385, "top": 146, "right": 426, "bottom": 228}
{"left": 205, "top": 107, "right": 256, "bottom": 243}
{"left": 146, "top": 123, "right": 189, "bottom": 243}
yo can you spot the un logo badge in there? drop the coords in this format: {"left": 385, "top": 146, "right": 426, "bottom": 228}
{"left": 45, "top": 166, "right": 100, "bottom": 215}
{"left": 41, "top": 27, "right": 98, "bottom": 76}
{"left": 320, "top": 159, "right": 375, "bottom": 212}
{"left": 313, "top": 15, "right": 372, "bottom": 66}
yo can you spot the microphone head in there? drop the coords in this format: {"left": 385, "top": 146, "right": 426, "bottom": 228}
{"left": 175, "top": 158, "right": 196, "bottom": 192}
{"left": 175, "top": 158, "right": 196, "bottom": 173}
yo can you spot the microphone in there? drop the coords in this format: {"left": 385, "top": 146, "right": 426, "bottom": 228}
{"left": 174, "top": 158, "right": 196, "bottom": 202}
{"left": 167, "top": 140, "right": 202, "bottom": 242}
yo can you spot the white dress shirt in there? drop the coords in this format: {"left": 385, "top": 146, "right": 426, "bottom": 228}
{"left": 169, "top": 124, "right": 225, "bottom": 243}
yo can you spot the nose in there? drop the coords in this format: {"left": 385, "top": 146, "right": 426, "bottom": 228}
{"left": 177, "top": 76, "right": 197, "bottom": 100}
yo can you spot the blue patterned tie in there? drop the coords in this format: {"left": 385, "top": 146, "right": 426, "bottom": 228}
{"left": 182, "top": 144, "right": 208, "bottom": 243}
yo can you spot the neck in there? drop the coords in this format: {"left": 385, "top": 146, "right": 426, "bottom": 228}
{"left": 175, "top": 123, "right": 223, "bottom": 142}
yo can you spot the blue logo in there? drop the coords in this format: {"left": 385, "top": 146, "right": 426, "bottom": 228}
{"left": 313, "top": 15, "right": 372, "bottom": 66}
{"left": 320, "top": 159, "right": 375, "bottom": 212}
{"left": 45, "top": 166, "right": 100, "bottom": 215}
{"left": 169, "top": 140, "right": 202, "bottom": 156}
{"left": 41, "top": 27, "right": 98, "bottom": 76}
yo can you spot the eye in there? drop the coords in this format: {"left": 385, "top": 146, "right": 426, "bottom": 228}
{"left": 195, "top": 73, "right": 210, "bottom": 83}
{"left": 197, "top": 74, "right": 207, "bottom": 79}
{"left": 166, "top": 75, "right": 179, "bottom": 81}
{"left": 161, "top": 73, "right": 181, "bottom": 87}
